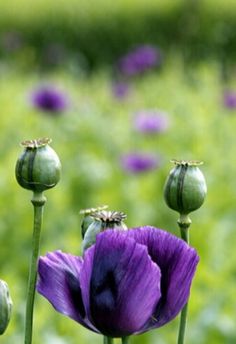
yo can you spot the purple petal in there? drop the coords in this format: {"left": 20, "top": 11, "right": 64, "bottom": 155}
{"left": 37, "top": 250, "right": 97, "bottom": 332}
{"left": 127, "top": 226, "right": 199, "bottom": 330}
{"left": 121, "top": 152, "right": 160, "bottom": 173}
{"left": 78, "top": 245, "right": 96, "bottom": 327}
{"left": 89, "top": 230, "right": 161, "bottom": 337}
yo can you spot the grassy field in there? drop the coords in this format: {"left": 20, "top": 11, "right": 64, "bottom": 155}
{"left": 0, "top": 52, "right": 235, "bottom": 343}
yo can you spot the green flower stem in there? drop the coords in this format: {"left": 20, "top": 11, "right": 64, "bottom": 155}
{"left": 177, "top": 303, "right": 189, "bottom": 344}
{"left": 25, "top": 192, "right": 46, "bottom": 344}
{"left": 122, "top": 336, "right": 129, "bottom": 344}
{"left": 103, "top": 336, "right": 114, "bottom": 344}
{"left": 177, "top": 214, "right": 191, "bottom": 344}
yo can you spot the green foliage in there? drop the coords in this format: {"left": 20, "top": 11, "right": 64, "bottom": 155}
{"left": 0, "top": 0, "right": 236, "bottom": 68}
{"left": 0, "top": 55, "right": 236, "bottom": 343}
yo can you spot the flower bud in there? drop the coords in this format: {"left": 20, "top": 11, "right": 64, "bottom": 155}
{"left": 15, "top": 138, "right": 61, "bottom": 193}
{"left": 80, "top": 206, "right": 108, "bottom": 239}
{"left": 0, "top": 280, "right": 12, "bottom": 335}
{"left": 82, "top": 210, "right": 127, "bottom": 251}
{"left": 164, "top": 160, "right": 207, "bottom": 215}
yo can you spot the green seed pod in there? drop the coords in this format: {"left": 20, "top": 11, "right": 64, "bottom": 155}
{"left": 0, "top": 280, "right": 13, "bottom": 335}
{"left": 82, "top": 210, "right": 127, "bottom": 252}
{"left": 82, "top": 220, "right": 103, "bottom": 252}
{"left": 81, "top": 215, "right": 94, "bottom": 239}
{"left": 15, "top": 138, "right": 61, "bottom": 192}
{"left": 164, "top": 159, "right": 207, "bottom": 215}
{"left": 80, "top": 205, "right": 108, "bottom": 239}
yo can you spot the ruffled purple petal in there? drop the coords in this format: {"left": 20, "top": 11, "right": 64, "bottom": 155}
{"left": 127, "top": 226, "right": 199, "bottom": 331}
{"left": 37, "top": 250, "right": 97, "bottom": 332}
{"left": 89, "top": 230, "right": 161, "bottom": 337}
{"left": 37, "top": 227, "right": 198, "bottom": 336}
{"left": 79, "top": 245, "right": 96, "bottom": 328}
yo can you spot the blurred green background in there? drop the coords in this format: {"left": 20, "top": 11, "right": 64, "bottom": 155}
{"left": 0, "top": 0, "right": 236, "bottom": 343}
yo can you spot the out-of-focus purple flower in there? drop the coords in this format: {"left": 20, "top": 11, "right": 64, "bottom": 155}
{"left": 118, "top": 45, "right": 162, "bottom": 76}
{"left": 134, "top": 110, "right": 169, "bottom": 133}
{"left": 31, "top": 86, "right": 69, "bottom": 113}
{"left": 0, "top": 31, "right": 23, "bottom": 52}
{"left": 43, "top": 43, "right": 67, "bottom": 66}
{"left": 37, "top": 227, "right": 199, "bottom": 337}
{"left": 121, "top": 152, "right": 160, "bottom": 173}
{"left": 223, "top": 91, "right": 236, "bottom": 109}
{"left": 112, "top": 82, "right": 130, "bottom": 99}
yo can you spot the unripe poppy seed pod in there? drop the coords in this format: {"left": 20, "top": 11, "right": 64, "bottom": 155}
{"left": 0, "top": 280, "right": 12, "bottom": 335}
{"left": 80, "top": 205, "right": 109, "bottom": 239}
{"left": 164, "top": 160, "right": 207, "bottom": 215}
{"left": 15, "top": 138, "right": 61, "bottom": 192}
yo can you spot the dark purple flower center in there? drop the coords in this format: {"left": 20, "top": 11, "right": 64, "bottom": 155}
{"left": 66, "top": 270, "right": 86, "bottom": 319}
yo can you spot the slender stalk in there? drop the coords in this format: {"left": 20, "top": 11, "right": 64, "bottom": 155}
{"left": 24, "top": 192, "right": 46, "bottom": 344}
{"left": 103, "top": 336, "right": 114, "bottom": 344}
{"left": 177, "top": 303, "right": 188, "bottom": 344}
{"left": 122, "top": 336, "right": 129, "bottom": 344}
{"left": 177, "top": 214, "right": 191, "bottom": 344}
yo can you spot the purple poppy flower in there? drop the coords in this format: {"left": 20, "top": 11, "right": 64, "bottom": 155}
{"left": 37, "top": 227, "right": 199, "bottom": 337}
{"left": 31, "top": 86, "right": 68, "bottom": 113}
{"left": 112, "top": 82, "right": 130, "bottom": 99}
{"left": 134, "top": 110, "right": 169, "bottom": 133}
{"left": 121, "top": 152, "right": 160, "bottom": 173}
{"left": 223, "top": 91, "right": 236, "bottom": 109}
{"left": 118, "top": 45, "right": 162, "bottom": 76}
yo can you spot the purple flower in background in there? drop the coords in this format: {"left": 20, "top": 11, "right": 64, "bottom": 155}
{"left": 118, "top": 45, "right": 162, "bottom": 76}
{"left": 134, "top": 110, "right": 169, "bottom": 134}
{"left": 43, "top": 43, "right": 67, "bottom": 66}
{"left": 31, "top": 86, "right": 69, "bottom": 113}
{"left": 37, "top": 227, "right": 199, "bottom": 337}
{"left": 223, "top": 91, "right": 236, "bottom": 109}
{"left": 0, "top": 31, "right": 23, "bottom": 52}
{"left": 121, "top": 152, "right": 160, "bottom": 173}
{"left": 112, "top": 81, "right": 130, "bottom": 99}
